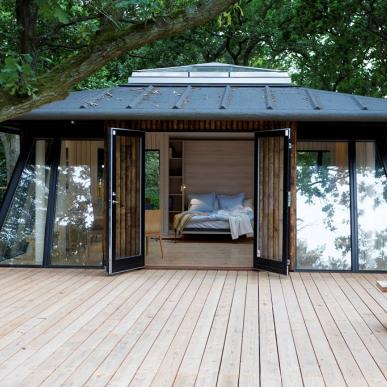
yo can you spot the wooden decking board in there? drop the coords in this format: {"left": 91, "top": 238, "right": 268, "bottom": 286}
{"left": 238, "top": 271, "right": 260, "bottom": 387}
{"left": 194, "top": 271, "right": 236, "bottom": 387}
{"left": 311, "top": 272, "right": 387, "bottom": 386}
{"left": 60, "top": 270, "right": 181, "bottom": 387}
{"left": 217, "top": 271, "right": 247, "bottom": 386}
{"left": 0, "top": 269, "right": 386, "bottom": 387}
{"left": 0, "top": 272, "right": 135, "bottom": 384}
{"left": 0, "top": 270, "right": 93, "bottom": 349}
{"left": 173, "top": 272, "right": 237, "bottom": 387}
{"left": 19, "top": 270, "right": 159, "bottom": 387}
{"left": 301, "top": 273, "right": 368, "bottom": 387}
{"left": 319, "top": 273, "right": 387, "bottom": 380}
{"left": 258, "top": 271, "right": 282, "bottom": 387}
{"left": 148, "top": 271, "right": 217, "bottom": 387}
{"left": 280, "top": 275, "right": 325, "bottom": 387}
{"left": 269, "top": 274, "right": 303, "bottom": 387}
{"left": 290, "top": 273, "right": 347, "bottom": 387}
{"left": 128, "top": 271, "right": 208, "bottom": 387}
{"left": 332, "top": 273, "right": 387, "bottom": 352}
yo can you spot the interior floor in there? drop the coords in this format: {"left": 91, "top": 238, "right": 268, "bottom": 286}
{"left": 146, "top": 235, "right": 253, "bottom": 268}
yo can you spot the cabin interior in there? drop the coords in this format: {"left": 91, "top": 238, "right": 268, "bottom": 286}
{"left": 144, "top": 132, "right": 255, "bottom": 268}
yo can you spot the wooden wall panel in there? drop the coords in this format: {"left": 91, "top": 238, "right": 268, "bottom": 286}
{"left": 184, "top": 140, "right": 254, "bottom": 200}
{"left": 257, "top": 136, "right": 284, "bottom": 261}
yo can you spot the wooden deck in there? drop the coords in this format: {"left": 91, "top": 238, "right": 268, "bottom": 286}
{"left": 0, "top": 269, "right": 386, "bottom": 387}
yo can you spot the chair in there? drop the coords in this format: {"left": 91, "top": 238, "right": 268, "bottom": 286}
{"left": 145, "top": 210, "right": 164, "bottom": 259}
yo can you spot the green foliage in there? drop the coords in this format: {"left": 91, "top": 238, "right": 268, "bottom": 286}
{"left": 145, "top": 150, "right": 160, "bottom": 209}
{"left": 0, "top": 53, "right": 37, "bottom": 97}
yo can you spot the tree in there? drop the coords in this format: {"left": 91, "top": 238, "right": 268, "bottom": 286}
{"left": 0, "top": 0, "right": 238, "bottom": 123}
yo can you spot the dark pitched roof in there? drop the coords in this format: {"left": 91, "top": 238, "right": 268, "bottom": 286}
{"left": 19, "top": 84, "right": 387, "bottom": 122}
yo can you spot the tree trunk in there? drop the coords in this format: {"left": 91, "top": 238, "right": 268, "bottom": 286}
{"left": 16, "top": 0, "right": 38, "bottom": 70}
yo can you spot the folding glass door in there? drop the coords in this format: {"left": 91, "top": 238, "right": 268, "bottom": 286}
{"left": 254, "top": 129, "right": 291, "bottom": 275}
{"left": 106, "top": 128, "right": 145, "bottom": 274}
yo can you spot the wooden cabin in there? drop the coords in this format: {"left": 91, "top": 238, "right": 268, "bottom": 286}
{"left": 1, "top": 63, "right": 387, "bottom": 275}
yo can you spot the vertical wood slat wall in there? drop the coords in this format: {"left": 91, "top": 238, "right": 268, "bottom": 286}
{"left": 258, "top": 136, "right": 284, "bottom": 260}
{"left": 115, "top": 135, "right": 141, "bottom": 257}
{"left": 105, "top": 120, "right": 297, "bottom": 269}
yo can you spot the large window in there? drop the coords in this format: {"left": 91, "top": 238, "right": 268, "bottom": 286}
{"left": 0, "top": 140, "right": 52, "bottom": 265}
{"left": 50, "top": 140, "right": 104, "bottom": 266}
{"left": 0, "top": 131, "right": 20, "bottom": 203}
{"left": 356, "top": 142, "right": 387, "bottom": 270}
{"left": 296, "top": 142, "right": 351, "bottom": 270}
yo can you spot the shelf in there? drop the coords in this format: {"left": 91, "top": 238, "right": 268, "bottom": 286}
{"left": 169, "top": 175, "right": 182, "bottom": 178}
{"left": 169, "top": 193, "right": 182, "bottom": 196}
{"left": 170, "top": 157, "right": 182, "bottom": 160}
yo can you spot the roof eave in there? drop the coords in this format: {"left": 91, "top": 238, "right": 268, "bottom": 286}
{"left": 17, "top": 109, "right": 387, "bottom": 122}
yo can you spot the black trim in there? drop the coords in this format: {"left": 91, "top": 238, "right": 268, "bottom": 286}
{"left": 42, "top": 139, "right": 61, "bottom": 267}
{"left": 0, "top": 141, "right": 32, "bottom": 229}
{"left": 254, "top": 128, "right": 291, "bottom": 275}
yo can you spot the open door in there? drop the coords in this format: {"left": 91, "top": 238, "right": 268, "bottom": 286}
{"left": 254, "top": 129, "right": 291, "bottom": 275}
{"left": 106, "top": 128, "right": 145, "bottom": 274}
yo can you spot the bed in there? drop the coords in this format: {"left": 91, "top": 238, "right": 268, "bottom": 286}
{"left": 175, "top": 192, "right": 254, "bottom": 239}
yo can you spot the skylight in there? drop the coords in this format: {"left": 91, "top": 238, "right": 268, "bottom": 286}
{"left": 128, "top": 62, "right": 292, "bottom": 85}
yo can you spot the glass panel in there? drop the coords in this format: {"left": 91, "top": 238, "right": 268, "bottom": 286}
{"left": 296, "top": 142, "right": 351, "bottom": 270}
{"left": 257, "top": 136, "right": 284, "bottom": 260}
{"left": 0, "top": 140, "right": 51, "bottom": 265}
{"left": 145, "top": 150, "right": 160, "bottom": 210}
{"left": 0, "top": 131, "right": 20, "bottom": 203}
{"left": 115, "top": 134, "right": 142, "bottom": 259}
{"left": 356, "top": 142, "right": 387, "bottom": 270}
{"left": 51, "top": 140, "right": 104, "bottom": 266}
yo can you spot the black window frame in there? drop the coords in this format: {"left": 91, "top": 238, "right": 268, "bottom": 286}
{"left": 296, "top": 123, "right": 387, "bottom": 273}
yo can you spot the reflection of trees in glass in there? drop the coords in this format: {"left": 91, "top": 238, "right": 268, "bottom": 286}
{"left": 296, "top": 148, "right": 351, "bottom": 270}
{"left": 0, "top": 164, "right": 49, "bottom": 261}
{"left": 0, "top": 132, "right": 20, "bottom": 203}
{"left": 51, "top": 165, "right": 94, "bottom": 264}
{"left": 145, "top": 150, "right": 160, "bottom": 209}
{"left": 356, "top": 149, "right": 387, "bottom": 270}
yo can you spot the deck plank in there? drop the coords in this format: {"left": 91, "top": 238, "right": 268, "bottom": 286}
{"left": 311, "top": 272, "right": 387, "bottom": 386}
{"left": 238, "top": 271, "right": 260, "bottom": 387}
{"left": 0, "top": 268, "right": 386, "bottom": 387}
{"left": 291, "top": 273, "right": 346, "bottom": 387}
{"left": 173, "top": 272, "right": 237, "bottom": 387}
{"left": 301, "top": 273, "right": 368, "bottom": 387}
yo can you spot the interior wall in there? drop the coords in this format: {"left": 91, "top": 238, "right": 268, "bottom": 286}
{"left": 184, "top": 140, "right": 254, "bottom": 200}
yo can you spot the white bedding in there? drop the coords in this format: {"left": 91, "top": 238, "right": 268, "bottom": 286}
{"left": 182, "top": 206, "right": 254, "bottom": 239}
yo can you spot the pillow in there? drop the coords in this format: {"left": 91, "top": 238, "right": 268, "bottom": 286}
{"left": 243, "top": 198, "right": 254, "bottom": 210}
{"left": 217, "top": 193, "right": 245, "bottom": 210}
{"left": 188, "top": 192, "right": 216, "bottom": 212}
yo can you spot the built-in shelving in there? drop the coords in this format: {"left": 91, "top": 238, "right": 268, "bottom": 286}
{"left": 168, "top": 139, "right": 184, "bottom": 229}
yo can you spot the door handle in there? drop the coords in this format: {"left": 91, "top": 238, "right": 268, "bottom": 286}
{"left": 112, "top": 200, "right": 119, "bottom": 204}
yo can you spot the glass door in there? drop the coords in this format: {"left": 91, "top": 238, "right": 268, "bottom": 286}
{"left": 106, "top": 128, "right": 145, "bottom": 274}
{"left": 254, "top": 129, "right": 291, "bottom": 275}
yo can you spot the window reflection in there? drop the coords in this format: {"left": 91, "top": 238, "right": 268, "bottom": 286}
{"left": 0, "top": 140, "right": 51, "bottom": 265}
{"left": 51, "top": 140, "right": 104, "bottom": 266}
{"left": 0, "top": 131, "right": 20, "bottom": 203}
{"left": 296, "top": 142, "right": 351, "bottom": 270}
{"left": 356, "top": 142, "right": 387, "bottom": 270}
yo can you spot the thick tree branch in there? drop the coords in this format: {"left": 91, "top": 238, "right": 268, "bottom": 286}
{"left": 1, "top": 0, "right": 237, "bottom": 123}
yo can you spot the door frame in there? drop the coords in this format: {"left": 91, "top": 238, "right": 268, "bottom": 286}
{"left": 253, "top": 128, "right": 291, "bottom": 275}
